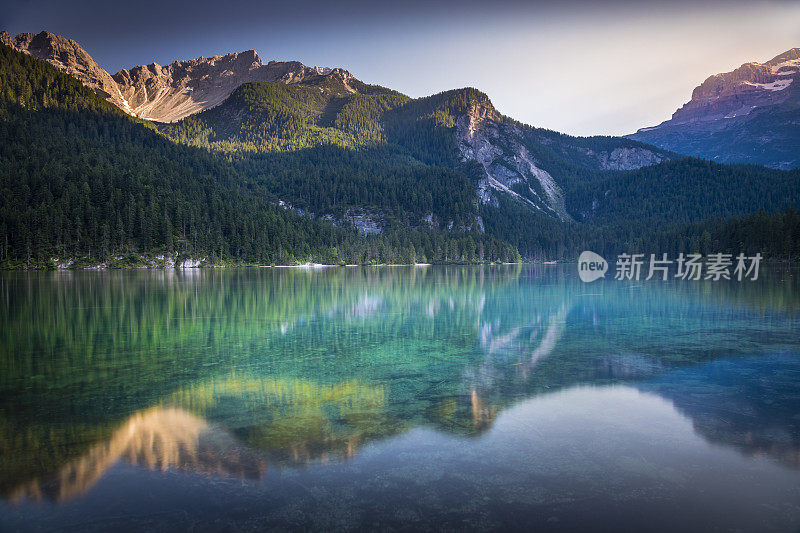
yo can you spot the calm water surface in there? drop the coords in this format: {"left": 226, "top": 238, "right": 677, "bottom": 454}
{"left": 1, "top": 265, "right": 799, "bottom": 531}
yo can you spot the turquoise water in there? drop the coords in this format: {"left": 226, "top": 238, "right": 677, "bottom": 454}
{"left": 0, "top": 265, "right": 799, "bottom": 531}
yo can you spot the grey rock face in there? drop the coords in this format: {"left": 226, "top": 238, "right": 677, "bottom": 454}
{"left": 584, "top": 147, "right": 668, "bottom": 171}
{"left": 455, "top": 97, "right": 569, "bottom": 220}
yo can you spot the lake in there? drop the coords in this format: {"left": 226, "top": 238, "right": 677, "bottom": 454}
{"left": 1, "top": 265, "right": 799, "bottom": 531}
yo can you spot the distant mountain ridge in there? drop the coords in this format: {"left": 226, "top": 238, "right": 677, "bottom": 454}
{"left": 629, "top": 48, "right": 800, "bottom": 169}
{"left": 0, "top": 30, "right": 360, "bottom": 122}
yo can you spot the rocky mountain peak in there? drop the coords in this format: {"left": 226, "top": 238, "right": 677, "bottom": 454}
{"left": 669, "top": 47, "right": 798, "bottom": 125}
{"left": 113, "top": 53, "right": 359, "bottom": 121}
{"left": 1, "top": 30, "right": 127, "bottom": 109}
{"left": 628, "top": 46, "right": 800, "bottom": 169}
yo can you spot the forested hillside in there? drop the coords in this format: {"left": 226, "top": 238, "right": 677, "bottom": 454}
{"left": 564, "top": 159, "right": 800, "bottom": 227}
{"left": 0, "top": 45, "right": 519, "bottom": 267}
{"left": 160, "top": 75, "right": 800, "bottom": 261}
{"left": 631, "top": 207, "right": 800, "bottom": 260}
{"left": 485, "top": 160, "right": 800, "bottom": 260}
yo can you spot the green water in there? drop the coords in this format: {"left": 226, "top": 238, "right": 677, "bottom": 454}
{"left": 0, "top": 265, "right": 799, "bottom": 531}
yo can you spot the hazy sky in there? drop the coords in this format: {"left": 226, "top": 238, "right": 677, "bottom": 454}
{"left": 2, "top": 0, "right": 799, "bottom": 136}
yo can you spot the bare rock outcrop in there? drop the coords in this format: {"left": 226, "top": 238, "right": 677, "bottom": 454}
{"left": 583, "top": 146, "right": 667, "bottom": 170}
{"left": 454, "top": 92, "right": 569, "bottom": 219}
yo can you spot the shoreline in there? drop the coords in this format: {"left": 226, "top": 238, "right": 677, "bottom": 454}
{"left": 0, "top": 260, "right": 539, "bottom": 271}
{"left": 2, "top": 259, "right": 794, "bottom": 271}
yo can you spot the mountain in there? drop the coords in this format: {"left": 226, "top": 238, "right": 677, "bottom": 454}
{"left": 628, "top": 48, "right": 800, "bottom": 169}
{"left": 113, "top": 55, "right": 373, "bottom": 122}
{"left": 157, "top": 78, "right": 798, "bottom": 258}
{"left": 441, "top": 91, "right": 670, "bottom": 218}
{"left": 2, "top": 30, "right": 673, "bottom": 221}
{"left": 161, "top": 82, "right": 673, "bottom": 224}
{"left": 0, "top": 30, "right": 369, "bottom": 122}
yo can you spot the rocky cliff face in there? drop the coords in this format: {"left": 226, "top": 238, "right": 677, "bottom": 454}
{"left": 453, "top": 92, "right": 668, "bottom": 219}
{"left": 629, "top": 48, "right": 800, "bottom": 169}
{"left": 1, "top": 30, "right": 354, "bottom": 122}
{"left": 578, "top": 146, "right": 667, "bottom": 171}
{"left": 455, "top": 95, "right": 569, "bottom": 219}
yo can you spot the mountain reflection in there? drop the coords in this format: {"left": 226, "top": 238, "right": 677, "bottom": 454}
{"left": 6, "top": 374, "right": 389, "bottom": 502}
{"left": 641, "top": 352, "right": 800, "bottom": 469}
{"left": 164, "top": 376, "right": 389, "bottom": 464}
{"left": 6, "top": 372, "right": 487, "bottom": 502}
{"left": 7, "top": 407, "right": 266, "bottom": 502}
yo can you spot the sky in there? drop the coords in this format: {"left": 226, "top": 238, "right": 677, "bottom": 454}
{"left": 2, "top": 0, "right": 799, "bottom": 136}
